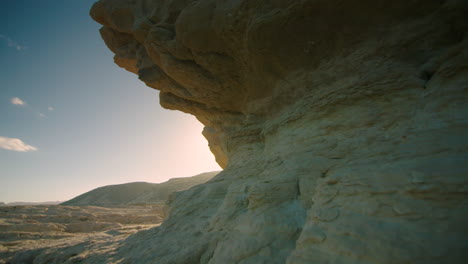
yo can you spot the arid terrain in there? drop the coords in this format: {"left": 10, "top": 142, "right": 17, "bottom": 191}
{"left": 1, "top": 0, "right": 466, "bottom": 262}
{"left": 0, "top": 204, "right": 163, "bottom": 263}
{"left": 0, "top": 172, "right": 219, "bottom": 263}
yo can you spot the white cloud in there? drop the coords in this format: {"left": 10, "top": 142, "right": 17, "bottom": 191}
{"left": 11, "top": 97, "right": 26, "bottom": 106}
{"left": 38, "top": 113, "right": 46, "bottom": 118}
{"left": 0, "top": 136, "right": 37, "bottom": 152}
{"left": 48, "top": 107, "right": 54, "bottom": 111}
{"left": 0, "top": 34, "right": 27, "bottom": 51}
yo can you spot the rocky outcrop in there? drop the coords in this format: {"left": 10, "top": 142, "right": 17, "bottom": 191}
{"left": 86, "top": 0, "right": 468, "bottom": 263}
{"left": 61, "top": 171, "right": 218, "bottom": 207}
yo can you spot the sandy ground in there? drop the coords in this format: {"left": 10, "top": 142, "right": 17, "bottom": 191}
{"left": 0, "top": 205, "right": 163, "bottom": 263}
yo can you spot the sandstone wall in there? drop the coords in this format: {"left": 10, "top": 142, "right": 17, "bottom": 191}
{"left": 90, "top": 0, "right": 468, "bottom": 263}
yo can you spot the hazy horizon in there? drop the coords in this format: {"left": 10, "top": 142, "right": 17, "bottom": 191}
{"left": 0, "top": 170, "right": 221, "bottom": 204}
{"left": 0, "top": 1, "right": 221, "bottom": 203}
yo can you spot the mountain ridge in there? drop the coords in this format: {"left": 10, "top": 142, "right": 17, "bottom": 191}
{"left": 61, "top": 171, "right": 219, "bottom": 207}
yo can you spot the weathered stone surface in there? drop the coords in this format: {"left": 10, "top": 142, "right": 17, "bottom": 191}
{"left": 27, "top": 0, "right": 468, "bottom": 263}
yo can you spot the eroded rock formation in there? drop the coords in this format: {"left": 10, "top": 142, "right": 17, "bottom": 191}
{"left": 87, "top": 0, "right": 467, "bottom": 263}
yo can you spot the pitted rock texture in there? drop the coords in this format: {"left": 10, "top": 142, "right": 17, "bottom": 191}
{"left": 48, "top": 0, "right": 468, "bottom": 263}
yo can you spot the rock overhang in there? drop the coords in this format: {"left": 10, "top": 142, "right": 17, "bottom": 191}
{"left": 90, "top": 0, "right": 467, "bottom": 171}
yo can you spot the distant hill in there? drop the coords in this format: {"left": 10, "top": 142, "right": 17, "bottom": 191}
{"left": 0, "top": 201, "right": 62, "bottom": 206}
{"left": 61, "top": 171, "right": 219, "bottom": 207}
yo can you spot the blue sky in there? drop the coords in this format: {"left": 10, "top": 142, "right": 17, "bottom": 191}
{"left": 0, "top": 0, "right": 220, "bottom": 203}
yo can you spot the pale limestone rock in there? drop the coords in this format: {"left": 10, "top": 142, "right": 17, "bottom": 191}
{"left": 20, "top": 0, "right": 468, "bottom": 263}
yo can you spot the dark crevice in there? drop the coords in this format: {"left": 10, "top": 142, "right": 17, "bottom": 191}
{"left": 321, "top": 169, "right": 330, "bottom": 178}
{"left": 420, "top": 70, "right": 435, "bottom": 89}
{"left": 296, "top": 178, "right": 301, "bottom": 197}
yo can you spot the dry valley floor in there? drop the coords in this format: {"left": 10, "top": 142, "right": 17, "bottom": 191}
{"left": 0, "top": 205, "right": 163, "bottom": 263}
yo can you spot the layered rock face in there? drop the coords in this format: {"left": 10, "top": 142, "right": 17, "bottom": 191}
{"left": 91, "top": 0, "right": 468, "bottom": 263}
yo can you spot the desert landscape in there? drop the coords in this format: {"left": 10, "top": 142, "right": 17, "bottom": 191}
{"left": 0, "top": 172, "right": 217, "bottom": 263}
{"left": 1, "top": 0, "right": 467, "bottom": 263}
{"left": 0, "top": 204, "right": 162, "bottom": 264}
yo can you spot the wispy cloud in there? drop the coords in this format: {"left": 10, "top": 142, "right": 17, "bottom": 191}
{"left": 9, "top": 98, "right": 53, "bottom": 119}
{"left": 0, "top": 136, "right": 37, "bottom": 152}
{"left": 0, "top": 34, "right": 27, "bottom": 51}
{"left": 11, "top": 97, "right": 26, "bottom": 106}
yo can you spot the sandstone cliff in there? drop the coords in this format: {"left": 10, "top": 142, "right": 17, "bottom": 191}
{"left": 28, "top": 0, "right": 468, "bottom": 263}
